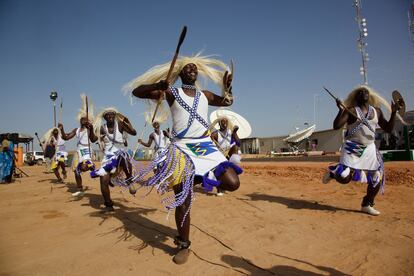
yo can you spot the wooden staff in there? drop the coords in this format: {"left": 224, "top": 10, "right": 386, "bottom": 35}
{"left": 323, "top": 87, "right": 362, "bottom": 122}
{"left": 151, "top": 26, "right": 187, "bottom": 123}
{"left": 86, "top": 96, "right": 92, "bottom": 157}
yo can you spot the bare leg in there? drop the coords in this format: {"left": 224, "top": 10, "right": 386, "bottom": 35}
{"left": 119, "top": 156, "right": 133, "bottom": 180}
{"left": 75, "top": 172, "right": 83, "bottom": 191}
{"left": 172, "top": 184, "right": 191, "bottom": 264}
{"left": 54, "top": 168, "right": 62, "bottom": 182}
{"left": 361, "top": 183, "right": 381, "bottom": 207}
{"left": 100, "top": 174, "right": 114, "bottom": 210}
{"left": 61, "top": 162, "right": 67, "bottom": 179}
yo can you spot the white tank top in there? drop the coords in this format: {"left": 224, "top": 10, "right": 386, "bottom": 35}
{"left": 216, "top": 129, "right": 232, "bottom": 151}
{"left": 76, "top": 127, "right": 90, "bottom": 148}
{"left": 153, "top": 130, "right": 167, "bottom": 150}
{"left": 51, "top": 135, "right": 66, "bottom": 151}
{"left": 170, "top": 87, "right": 210, "bottom": 139}
{"left": 346, "top": 105, "right": 378, "bottom": 145}
{"left": 103, "top": 121, "right": 124, "bottom": 152}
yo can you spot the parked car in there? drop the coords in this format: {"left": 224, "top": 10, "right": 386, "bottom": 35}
{"left": 24, "top": 151, "right": 45, "bottom": 165}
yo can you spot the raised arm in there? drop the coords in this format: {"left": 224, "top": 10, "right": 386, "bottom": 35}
{"left": 202, "top": 70, "right": 234, "bottom": 107}
{"left": 58, "top": 123, "right": 77, "bottom": 140}
{"left": 377, "top": 101, "right": 398, "bottom": 133}
{"left": 232, "top": 126, "right": 241, "bottom": 146}
{"left": 132, "top": 80, "right": 175, "bottom": 106}
{"left": 138, "top": 134, "right": 154, "bottom": 148}
{"left": 333, "top": 99, "right": 350, "bottom": 130}
{"left": 86, "top": 122, "right": 98, "bottom": 143}
{"left": 203, "top": 90, "right": 233, "bottom": 107}
{"left": 210, "top": 131, "right": 218, "bottom": 144}
{"left": 162, "top": 129, "right": 171, "bottom": 139}
{"left": 118, "top": 117, "right": 137, "bottom": 136}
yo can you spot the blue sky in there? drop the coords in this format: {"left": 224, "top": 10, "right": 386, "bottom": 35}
{"left": 1, "top": 0, "right": 413, "bottom": 150}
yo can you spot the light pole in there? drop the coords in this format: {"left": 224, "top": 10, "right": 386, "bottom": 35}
{"left": 353, "top": 0, "right": 370, "bottom": 85}
{"left": 50, "top": 91, "right": 58, "bottom": 127}
{"left": 313, "top": 94, "right": 319, "bottom": 128}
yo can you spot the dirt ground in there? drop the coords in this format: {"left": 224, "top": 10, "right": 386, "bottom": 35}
{"left": 1, "top": 161, "right": 413, "bottom": 276}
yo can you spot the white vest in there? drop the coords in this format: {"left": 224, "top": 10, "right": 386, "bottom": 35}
{"left": 76, "top": 127, "right": 90, "bottom": 148}
{"left": 170, "top": 87, "right": 209, "bottom": 139}
{"left": 52, "top": 135, "right": 66, "bottom": 151}
{"left": 103, "top": 121, "right": 124, "bottom": 153}
{"left": 153, "top": 130, "right": 167, "bottom": 150}
{"left": 346, "top": 106, "right": 378, "bottom": 145}
{"left": 216, "top": 129, "right": 232, "bottom": 151}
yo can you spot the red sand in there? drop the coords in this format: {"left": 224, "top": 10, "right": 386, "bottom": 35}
{"left": 1, "top": 161, "right": 413, "bottom": 275}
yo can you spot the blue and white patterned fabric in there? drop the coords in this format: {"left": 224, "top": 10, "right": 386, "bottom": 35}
{"left": 0, "top": 141, "right": 14, "bottom": 182}
{"left": 328, "top": 105, "right": 384, "bottom": 192}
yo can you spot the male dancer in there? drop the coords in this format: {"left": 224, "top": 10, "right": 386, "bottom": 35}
{"left": 138, "top": 121, "right": 170, "bottom": 169}
{"left": 325, "top": 85, "right": 401, "bottom": 216}
{"left": 90, "top": 108, "right": 137, "bottom": 211}
{"left": 43, "top": 127, "right": 68, "bottom": 182}
{"left": 211, "top": 117, "right": 241, "bottom": 164}
{"left": 59, "top": 95, "right": 98, "bottom": 197}
{"left": 210, "top": 117, "right": 241, "bottom": 195}
{"left": 126, "top": 54, "right": 242, "bottom": 264}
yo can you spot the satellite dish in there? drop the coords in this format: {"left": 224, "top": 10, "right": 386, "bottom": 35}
{"left": 283, "top": 124, "right": 316, "bottom": 143}
{"left": 210, "top": 109, "right": 252, "bottom": 139}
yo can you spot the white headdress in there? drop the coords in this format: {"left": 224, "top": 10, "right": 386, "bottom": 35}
{"left": 144, "top": 101, "right": 170, "bottom": 125}
{"left": 77, "top": 94, "right": 95, "bottom": 122}
{"left": 344, "top": 85, "right": 405, "bottom": 123}
{"left": 209, "top": 115, "right": 234, "bottom": 133}
{"left": 93, "top": 107, "right": 119, "bottom": 137}
{"left": 42, "top": 127, "right": 61, "bottom": 146}
{"left": 123, "top": 52, "right": 232, "bottom": 103}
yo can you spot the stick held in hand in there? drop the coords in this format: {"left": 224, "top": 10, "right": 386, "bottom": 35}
{"left": 152, "top": 26, "right": 187, "bottom": 123}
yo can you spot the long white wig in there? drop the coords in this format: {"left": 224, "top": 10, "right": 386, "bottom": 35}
{"left": 77, "top": 94, "right": 95, "bottom": 122}
{"left": 93, "top": 107, "right": 129, "bottom": 147}
{"left": 123, "top": 52, "right": 232, "bottom": 102}
{"left": 143, "top": 100, "right": 170, "bottom": 125}
{"left": 344, "top": 85, "right": 405, "bottom": 123}
{"left": 93, "top": 107, "right": 119, "bottom": 137}
{"left": 209, "top": 116, "right": 234, "bottom": 133}
{"left": 42, "top": 127, "right": 61, "bottom": 146}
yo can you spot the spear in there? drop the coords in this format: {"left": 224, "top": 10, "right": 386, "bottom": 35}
{"left": 151, "top": 26, "right": 187, "bottom": 123}
{"left": 85, "top": 96, "right": 92, "bottom": 157}
{"left": 323, "top": 87, "right": 362, "bottom": 122}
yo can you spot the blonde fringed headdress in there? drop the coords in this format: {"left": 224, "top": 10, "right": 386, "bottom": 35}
{"left": 93, "top": 107, "right": 119, "bottom": 137}
{"left": 344, "top": 85, "right": 405, "bottom": 123}
{"left": 42, "top": 127, "right": 61, "bottom": 146}
{"left": 144, "top": 100, "right": 170, "bottom": 125}
{"left": 76, "top": 94, "right": 95, "bottom": 122}
{"left": 123, "top": 52, "right": 232, "bottom": 102}
{"left": 209, "top": 116, "right": 234, "bottom": 133}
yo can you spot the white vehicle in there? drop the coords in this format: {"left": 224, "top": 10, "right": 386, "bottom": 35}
{"left": 24, "top": 151, "right": 45, "bottom": 165}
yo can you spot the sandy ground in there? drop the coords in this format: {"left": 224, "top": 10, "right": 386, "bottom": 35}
{"left": 1, "top": 161, "right": 413, "bottom": 276}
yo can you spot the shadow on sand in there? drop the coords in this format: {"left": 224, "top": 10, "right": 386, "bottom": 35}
{"left": 79, "top": 192, "right": 177, "bottom": 256}
{"left": 221, "top": 253, "right": 351, "bottom": 276}
{"left": 246, "top": 193, "right": 359, "bottom": 213}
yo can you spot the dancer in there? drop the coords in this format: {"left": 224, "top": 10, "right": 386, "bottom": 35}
{"left": 59, "top": 95, "right": 97, "bottom": 197}
{"left": 138, "top": 121, "right": 170, "bottom": 170}
{"left": 210, "top": 116, "right": 241, "bottom": 196}
{"left": 0, "top": 134, "right": 15, "bottom": 183}
{"left": 324, "top": 85, "right": 402, "bottom": 216}
{"left": 43, "top": 127, "right": 68, "bottom": 183}
{"left": 125, "top": 53, "right": 243, "bottom": 264}
{"left": 210, "top": 116, "right": 241, "bottom": 163}
{"left": 90, "top": 107, "right": 137, "bottom": 211}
